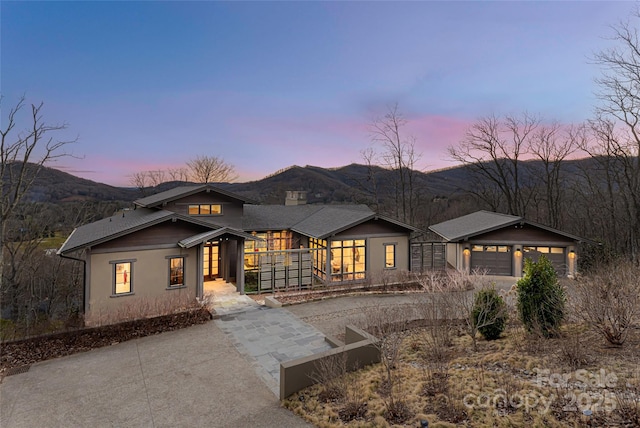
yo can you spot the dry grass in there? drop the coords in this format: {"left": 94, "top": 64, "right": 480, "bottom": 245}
{"left": 284, "top": 321, "right": 640, "bottom": 427}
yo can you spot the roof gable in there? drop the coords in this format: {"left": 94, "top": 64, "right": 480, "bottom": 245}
{"left": 57, "top": 208, "right": 226, "bottom": 254}
{"left": 134, "top": 184, "right": 251, "bottom": 208}
{"left": 429, "top": 211, "right": 520, "bottom": 241}
{"left": 429, "top": 210, "right": 587, "bottom": 243}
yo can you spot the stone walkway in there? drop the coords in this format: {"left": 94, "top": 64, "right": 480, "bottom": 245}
{"left": 208, "top": 283, "right": 332, "bottom": 396}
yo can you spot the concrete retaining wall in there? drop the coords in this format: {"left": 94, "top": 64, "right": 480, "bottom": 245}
{"left": 279, "top": 325, "right": 380, "bottom": 400}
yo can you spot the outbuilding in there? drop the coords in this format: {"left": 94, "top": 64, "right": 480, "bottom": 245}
{"left": 428, "top": 211, "right": 587, "bottom": 277}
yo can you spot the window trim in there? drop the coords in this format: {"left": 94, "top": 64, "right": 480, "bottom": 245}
{"left": 384, "top": 243, "right": 396, "bottom": 269}
{"left": 166, "top": 255, "right": 187, "bottom": 288}
{"left": 109, "top": 259, "right": 136, "bottom": 297}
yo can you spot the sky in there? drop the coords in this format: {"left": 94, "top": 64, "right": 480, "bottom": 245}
{"left": 1, "top": 1, "right": 634, "bottom": 187}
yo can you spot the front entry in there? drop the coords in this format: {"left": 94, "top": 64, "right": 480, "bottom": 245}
{"left": 203, "top": 242, "right": 220, "bottom": 281}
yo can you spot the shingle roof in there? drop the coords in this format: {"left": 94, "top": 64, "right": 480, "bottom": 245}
{"left": 59, "top": 201, "right": 417, "bottom": 254}
{"left": 429, "top": 211, "right": 521, "bottom": 241}
{"left": 292, "top": 205, "right": 376, "bottom": 239}
{"left": 134, "top": 184, "right": 251, "bottom": 208}
{"left": 242, "top": 204, "right": 324, "bottom": 231}
{"left": 58, "top": 208, "right": 176, "bottom": 254}
{"left": 242, "top": 204, "right": 416, "bottom": 239}
{"left": 429, "top": 210, "right": 591, "bottom": 243}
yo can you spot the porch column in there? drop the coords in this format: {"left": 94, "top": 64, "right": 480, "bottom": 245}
{"left": 236, "top": 239, "right": 245, "bottom": 294}
{"left": 197, "top": 243, "right": 203, "bottom": 298}
{"left": 513, "top": 245, "right": 523, "bottom": 277}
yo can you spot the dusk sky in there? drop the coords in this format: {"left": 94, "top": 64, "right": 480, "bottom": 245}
{"left": 2, "top": 1, "right": 633, "bottom": 187}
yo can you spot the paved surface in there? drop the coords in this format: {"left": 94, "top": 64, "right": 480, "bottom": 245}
{"left": 0, "top": 322, "right": 310, "bottom": 428}
{"left": 215, "top": 307, "right": 332, "bottom": 396}
{"left": 1, "top": 281, "right": 520, "bottom": 428}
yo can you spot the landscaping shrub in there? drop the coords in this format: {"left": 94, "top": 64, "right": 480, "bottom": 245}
{"left": 516, "top": 255, "right": 565, "bottom": 337}
{"left": 472, "top": 287, "right": 507, "bottom": 340}
{"left": 573, "top": 259, "right": 640, "bottom": 346}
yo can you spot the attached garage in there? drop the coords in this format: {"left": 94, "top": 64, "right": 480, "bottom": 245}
{"left": 523, "top": 246, "right": 566, "bottom": 276}
{"left": 471, "top": 245, "right": 512, "bottom": 275}
{"left": 429, "top": 211, "right": 588, "bottom": 278}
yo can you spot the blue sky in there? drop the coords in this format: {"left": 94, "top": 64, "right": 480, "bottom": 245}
{"left": 1, "top": 1, "right": 633, "bottom": 186}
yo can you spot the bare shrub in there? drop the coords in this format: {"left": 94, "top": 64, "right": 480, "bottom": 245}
{"left": 557, "top": 330, "right": 591, "bottom": 370}
{"left": 361, "top": 303, "right": 411, "bottom": 423}
{"left": 416, "top": 293, "right": 454, "bottom": 358}
{"left": 88, "top": 290, "right": 198, "bottom": 326}
{"left": 338, "top": 372, "right": 368, "bottom": 422}
{"left": 422, "top": 358, "right": 450, "bottom": 396}
{"left": 573, "top": 259, "right": 640, "bottom": 346}
{"left": 613, "top": 366, "right": 640, "bottom": 426}
{"left": 309, "top": 353, "right": 349, "bottom": 402}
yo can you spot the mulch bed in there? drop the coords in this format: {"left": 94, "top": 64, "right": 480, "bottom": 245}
{"left": 0, "top": 307, "right": 212, "bottom": 380}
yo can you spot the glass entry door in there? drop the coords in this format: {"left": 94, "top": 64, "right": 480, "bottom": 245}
{"left": 203, "top": 242, "right": 220, "bottom": 281}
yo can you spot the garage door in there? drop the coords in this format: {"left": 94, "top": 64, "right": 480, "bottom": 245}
{"left": 523, "top": 247, "right": 566, "bottom": 276}
{"left": 471, "top": 245, "right": 512, "bottom": 275}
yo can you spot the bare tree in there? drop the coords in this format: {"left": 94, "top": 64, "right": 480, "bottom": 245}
{"left": 369, "top": 104, "right": 422, "bottom": 224}
{"left": 186, "top": 155, "right": 237, "bottom": 183}
{"left": 449, "top": 113, "right": 539, "bottom": 217}
{"left": 129, "top": 171, "right": 150, "bottom": 195}
{"left": 588, "top": 11, "right": 640, "bottom": 260}
{"left": 167, "top": 167, "right": 189, "bottom": 182}
{"left": 1, "top": 96, "right": 75, "bottom": 311}
{"left": 528, "top": 122, "right": 580, "bottom": 228}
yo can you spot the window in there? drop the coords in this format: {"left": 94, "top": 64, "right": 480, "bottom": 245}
{"left": 310, "top": 238, "right": 327, "bottom": 279}
{"left": 472, "top": 245, "right": 484, "bottom": 252}
{"left": 188, "top": 204, "right": 222, "bottom": 215}
{"left": 111, "top": 260, "right": 135, "bottom": 295}
{"left": 169, "top": 257, "right": 184, "bottom": 287}
{"left": 384, "top": 244, "right": 396, "bottom": 269}
{"left": 330, "top": 239, "right": 366, "bottom": 281}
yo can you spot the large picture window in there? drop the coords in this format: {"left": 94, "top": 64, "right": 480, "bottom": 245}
{"left": 111, "top": 260, "right": 134, "bottom": 295}
{"left": 169, "top": 257, "right": 184, "bottom": 287}
{"left": 330, "top": 239, "right": 365, "bottom": 281}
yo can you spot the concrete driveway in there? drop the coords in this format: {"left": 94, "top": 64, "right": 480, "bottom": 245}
{"left": 0, "top": 321, "right": 311, "bottom": 428}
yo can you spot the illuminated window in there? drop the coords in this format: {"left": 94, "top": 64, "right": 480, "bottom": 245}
{"left": 384, "top": 243, "right": 396, "bottom": 269}
{"left": 310, "top": 238, "right": 327, "bottom": 279}
{"left": 498, "top": 246, "right": 510, "bottom": 253}
{"left": 188, "top": 204, "right": 222, "bottom": 215}
{"left": 169, "top": 257, "right": 184, "bottom": 287}
{"left": 484, "top": 246, "right": 497, "bottom": 252}
{"left": 472, "top": 245, "right": 484, "bottom": 252}
{"left": 550, "top": 247, "right": 564, "bottom": 254}
{"left": 111, "top": 260, "right": 134, "bottom": 295}
{"left": 330, "top": 239, "right": 366, "bottom": 281}
{"left": 537, "top": 247, "right": 550, "bottom": 254}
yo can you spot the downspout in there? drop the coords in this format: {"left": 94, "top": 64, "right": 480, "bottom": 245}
{"left": 58, "top": 252, "right": 87, "bottom": 317}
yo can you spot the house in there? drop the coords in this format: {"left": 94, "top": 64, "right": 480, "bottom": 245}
{"left": 428, "top": 211, "right": 588, "bottom": 277}
{"left": 57, "top": 185, "right": 417, "bottom": 324}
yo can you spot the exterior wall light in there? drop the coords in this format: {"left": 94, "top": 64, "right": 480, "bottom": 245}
{"left": 568, "top": 251, "right": 576, "bottom": 260}
{"left": 463, "top": 248, "right": 470, "bottom": 256}
{"left": 515, "top": 249, "right": 522, "bottom": 257}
